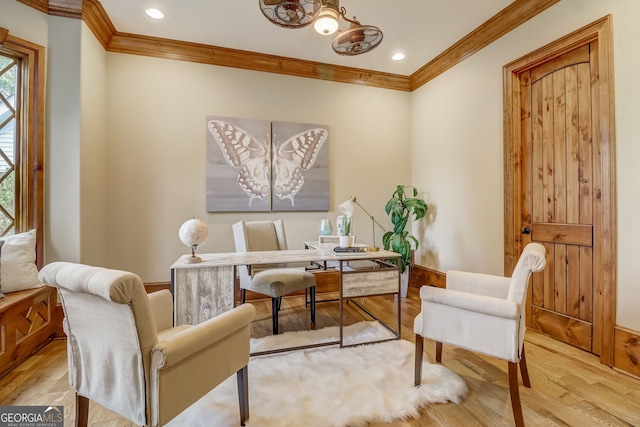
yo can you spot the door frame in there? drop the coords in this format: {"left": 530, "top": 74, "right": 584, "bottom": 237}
{"left": 503, "top": 16, "right": 616, "bottom": 365}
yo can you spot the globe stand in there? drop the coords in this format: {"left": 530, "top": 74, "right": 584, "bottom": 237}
{"left": 185, "top": 245, "right": 203, "bottom": 263}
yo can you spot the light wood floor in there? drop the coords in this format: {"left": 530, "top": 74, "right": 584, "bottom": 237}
{"left": 1, "top": 286, "right": 639, "bottom": 426}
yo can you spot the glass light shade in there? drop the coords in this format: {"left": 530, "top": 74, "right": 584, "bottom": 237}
{"left": 314, "top": 9, "right": 339, "bottom": 35}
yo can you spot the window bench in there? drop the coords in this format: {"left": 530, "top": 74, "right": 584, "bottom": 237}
{"left": 0, "top": 286, "right": 57, "bottom": 377}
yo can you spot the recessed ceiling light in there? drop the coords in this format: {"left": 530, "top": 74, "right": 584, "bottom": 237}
{"left": 145, "top": 8, "right": 164, "bottom": 20}
{"left": 392, "top": 52, "right": 406, "bottom": 61}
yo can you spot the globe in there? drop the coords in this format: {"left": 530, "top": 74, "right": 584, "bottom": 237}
{"left": 179, "top": 218, "right": 209, "bottom": 250}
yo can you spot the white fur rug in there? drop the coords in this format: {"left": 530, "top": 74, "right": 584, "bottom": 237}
{"left": 168, "top": 322, "right": 467, "bottom": 427}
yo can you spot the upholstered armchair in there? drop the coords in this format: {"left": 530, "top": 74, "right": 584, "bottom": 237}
{"left": 38, "top": 262, "right": 256, "bottom": 427}
{"left": 232, "top": 219, "right": 316, "bottom": 335}
{"left": 414, "top": 243, "right": 547, "bottom": 427}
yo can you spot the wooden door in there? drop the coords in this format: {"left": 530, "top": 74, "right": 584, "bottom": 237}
{"left": 524, "top": 44, "right": 596, "bottom": 353}
{"left": 503, "top": 16, "right": 616, "bottom": 363}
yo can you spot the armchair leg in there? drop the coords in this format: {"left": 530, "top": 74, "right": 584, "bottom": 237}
{"left": 508, "top": 361, "right": 525, "bottom": 427}
{"left": 435, "top": 341, "right": 443, "bottom": 363}
{"left": 414, "top": 333, "right": 424, "bottom": 386}
{"left": 237, "top": 366, "right": 249, "bottom": 426}
{"left": 271, "top": 298, "right": 279, "bottom": 335}
{"left": 75, "top": 393, "right": 89, "bottom": 427}
{"left": 310, "top": 286, "right": 316, "bottom": 323}
{"left": 519, "top": 344, "right": 531, "bottom": 388}
{"left": 241, "top": 289, "right": 246, "bottom": 304}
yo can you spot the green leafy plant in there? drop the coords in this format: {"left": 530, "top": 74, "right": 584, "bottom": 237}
{"left": 338, "top": 215, "right": 352, "bottom": 236}
{"left": 382, "top": 185, "right": 428, "bottom": 273}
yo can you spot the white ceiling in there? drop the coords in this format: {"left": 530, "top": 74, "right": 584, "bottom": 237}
{"left": 98, "top": 0, "right": 514, "bottom": 75}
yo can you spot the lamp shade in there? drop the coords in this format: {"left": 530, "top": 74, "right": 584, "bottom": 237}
{"left": 338, "top": 197, "right": 356, "bottom": 216}
{"left": 179, "top": 218, "right": 209, "bottom": 248}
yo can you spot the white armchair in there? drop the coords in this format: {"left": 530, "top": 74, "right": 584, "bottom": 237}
{"left": 414, "top": 243, "right": 546, "bottom": 427}
{"left": 38, "top": 262, "right": 256, "bottom": 427}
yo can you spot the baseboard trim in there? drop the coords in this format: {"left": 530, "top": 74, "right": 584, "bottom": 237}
{"left": 410, "top": 265, "right": 446, "bottom": 289}
{"left": 613, "top": 326, "right": 640, "bottom": 379}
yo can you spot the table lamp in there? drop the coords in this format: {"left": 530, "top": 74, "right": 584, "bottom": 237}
{"left": 338, "top": 196, "right": 387, "bottom": 251}
{"left": 179, "top": 218, "right": 209, "bottom": 263}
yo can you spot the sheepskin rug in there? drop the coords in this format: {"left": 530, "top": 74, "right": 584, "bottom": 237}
{"left": 168, "top": 322, "right": 467, "bottom": 427}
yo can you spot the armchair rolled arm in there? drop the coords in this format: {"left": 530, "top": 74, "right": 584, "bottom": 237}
{"left": 153, "top": 303, "right": 256, "bottom": 368}
{"left": 446, "top": 270, "right": 511, "bottom": 298}
{"left": 147, "top": 289, "right": 173, "bottom": 332}
{"left": 420, "top": 286, "right": 518, "bottom": 319}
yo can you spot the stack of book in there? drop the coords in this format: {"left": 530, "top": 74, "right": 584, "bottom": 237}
{"left": 333, "top": 246, "right": 365, "bottom": 255}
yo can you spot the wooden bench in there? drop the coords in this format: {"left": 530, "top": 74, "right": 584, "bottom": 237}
{"left": 0, "top": 286, "right": 57, "bottom": 377}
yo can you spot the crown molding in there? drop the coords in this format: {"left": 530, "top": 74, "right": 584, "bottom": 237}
{"left": 82, "top": 0, "right": 115, "bottom": 49}
{"left": 17, "top": 0, "right": 559, "bottom": 92}
{"left": 18, "top": 0, "right": 82, "bottom": 18}
{"left": 107, "top": 32, "right": 411, "bottom": 91}
{"left": 410, "top": 0, "right": 561, "bottom": 91}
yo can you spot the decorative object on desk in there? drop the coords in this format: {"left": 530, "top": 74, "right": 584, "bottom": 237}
{"left": 206, "top": 116, "right": 329, "bottom": 212}
{"left": 339, "top": 195, "right": 387, "bottom": 251}
{"left": 178, "top": 218, "right": 209, "bottom": 263}
{"left": 318, "top": 218, "right": 333, "bottom": 236}
{"left": 168, "top": 322, "right": 466, "bottom": 427}
{"left": 333, "top": 246, "right": 364, "bottom": 255}
{"left": 383, "top": 185, "right": 428, "bottom": 297}
{"left": 336, "top": 214, "right": 354, "bottom": 247}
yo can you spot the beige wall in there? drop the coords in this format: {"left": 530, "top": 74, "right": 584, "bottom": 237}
{"left": 80, "top": 23, "right": 109, "bottom": 266}
{"left": 46, "top": 16, "right": 82, "bottom": 263}
{"left": 103, "top": 53, "right": 411, "bottom": 279}
{"left": 411, "top": 0, "right": 640, "bottom": 330}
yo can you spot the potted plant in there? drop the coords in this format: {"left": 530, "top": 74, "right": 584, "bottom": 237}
{"left": 337, "top": 215, "right": 354, "bottom": 247}
{"left": 382, "top": 185, "right": 428, "bottom": 283}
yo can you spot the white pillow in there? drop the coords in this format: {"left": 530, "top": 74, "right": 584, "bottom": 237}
{"left": 0, "top": 229, "right": 42, "bottom": 295}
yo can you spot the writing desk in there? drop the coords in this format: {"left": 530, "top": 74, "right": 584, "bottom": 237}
{"left": 170, "top": 246, "right": 401, "bottom": 353}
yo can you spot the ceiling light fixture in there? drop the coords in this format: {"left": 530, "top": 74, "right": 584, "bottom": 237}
{"left": 145, "top": 8, "right": 164, "bottom": 20}
{"left": 392, "top": 52, "right": 406, "bottom": 61}
{"left": 313, "top": 2, "right": 340, "bottom": 35}
{"left": 258, "top": 0, "right": 383, "bottom": 56}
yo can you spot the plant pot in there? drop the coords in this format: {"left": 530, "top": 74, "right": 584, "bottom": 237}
{"left": 400, "top": 270, "right": 409, "bottom": 298}
{"left": 339, "top": 235, "right": 354, "bottom": 248}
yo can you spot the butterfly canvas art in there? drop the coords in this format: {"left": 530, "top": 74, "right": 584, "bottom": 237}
{"left": 206, "top": 116, "right": 330, "bottom": 212}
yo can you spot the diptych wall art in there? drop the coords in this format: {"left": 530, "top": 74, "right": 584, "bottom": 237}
{"left": 206, "top": 116, "right": 330, "bottom": 212}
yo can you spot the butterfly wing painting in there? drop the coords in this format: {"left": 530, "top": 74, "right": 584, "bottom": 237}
{"left": 271, "top": 121, "right": 330, "bottom": 211}
{"left": 206, "top": 117, "right": 272, "bottom": 212}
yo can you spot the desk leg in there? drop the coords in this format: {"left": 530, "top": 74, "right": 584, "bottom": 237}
{"left": 339, "top": 260, "right": 344, "bottom": 347}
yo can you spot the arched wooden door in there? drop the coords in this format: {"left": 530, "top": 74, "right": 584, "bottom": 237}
{"left": 503, "top": 16, "right": 616, "bottom": 363}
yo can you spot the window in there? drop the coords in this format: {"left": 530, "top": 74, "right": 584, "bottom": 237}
{"left": 0, "top": 29, "right": 45, "bottom": 265}
{"left": 0, "top": 53, "right": 18, "bottom": 236}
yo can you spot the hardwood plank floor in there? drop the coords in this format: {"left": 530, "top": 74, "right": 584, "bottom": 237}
{"left": 1, "top": 286, "right": 639, "bottom": 426}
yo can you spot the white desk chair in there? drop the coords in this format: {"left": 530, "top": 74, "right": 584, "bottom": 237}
{"left": 233, "top": 219, "right": 316, "bottom": 335}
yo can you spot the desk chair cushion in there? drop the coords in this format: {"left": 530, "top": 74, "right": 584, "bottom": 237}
{"left": 248, "top": 268, "right": 316, "bottom": 298}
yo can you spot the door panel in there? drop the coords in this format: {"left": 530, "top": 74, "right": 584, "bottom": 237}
{"left": 525, "top": 44, "right": 596, "bottom": 353}
{"left": 505, "top": 16, "right": 616, "bottom": 364}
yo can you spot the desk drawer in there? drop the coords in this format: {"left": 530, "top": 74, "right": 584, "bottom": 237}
{"left": 342, "top": 269, "right": 399, "bottom": 297}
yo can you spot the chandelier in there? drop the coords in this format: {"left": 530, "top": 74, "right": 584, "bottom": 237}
{"left": 258, "top": 0, "right": 383, "bottom": 56}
